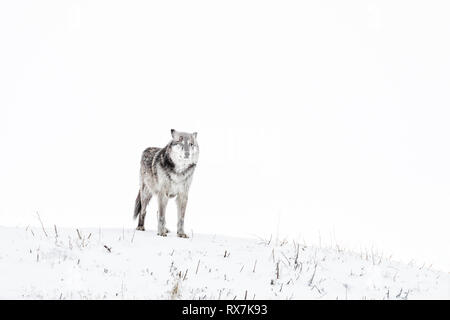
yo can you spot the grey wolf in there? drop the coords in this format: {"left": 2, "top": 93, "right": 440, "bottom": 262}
{"left": 133, "top": 129, "right": 199, "bottom": 237}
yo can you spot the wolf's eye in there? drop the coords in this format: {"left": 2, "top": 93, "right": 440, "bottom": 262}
{"left": 190, "top": 143, "right": 194, "bottom": 147}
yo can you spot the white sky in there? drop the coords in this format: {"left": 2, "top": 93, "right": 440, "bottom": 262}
{"left": 1, "top": 1, "right": 449, "bottom": 271}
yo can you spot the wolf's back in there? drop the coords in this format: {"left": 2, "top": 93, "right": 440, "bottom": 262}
{"left": 141, "top": 147, "right": 161, "bottom": 170}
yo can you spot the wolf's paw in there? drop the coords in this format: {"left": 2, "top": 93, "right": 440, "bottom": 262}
{"left": 177, "top": 232, "right": 189, "bottom": 238}
{"left": 164, "top": 227, "right": 170, "bottom": 233}
{"left": 136, "top": 226, "right": 145, "bottom": 231}
{"left": 157, "top": 232, "right": 167, "bottom": 237}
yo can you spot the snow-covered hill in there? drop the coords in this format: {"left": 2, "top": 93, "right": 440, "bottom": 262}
{"left": 0, "top": 226, "right": 448, "bottom": 299}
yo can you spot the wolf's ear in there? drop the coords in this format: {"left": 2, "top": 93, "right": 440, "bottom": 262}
{"left": 193, "top": 132, "right": 198, "bottom": 139}
{"left": 171, "top": 129, "right": 176, "bottom": 139}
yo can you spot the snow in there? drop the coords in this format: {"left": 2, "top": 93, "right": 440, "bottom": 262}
{"left": 0, "top": 226, "right": 448, "bottom": 300}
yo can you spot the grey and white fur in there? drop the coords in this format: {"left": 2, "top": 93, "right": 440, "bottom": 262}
{"left": 133, "top": 129, "right": 199, "bottom": 237}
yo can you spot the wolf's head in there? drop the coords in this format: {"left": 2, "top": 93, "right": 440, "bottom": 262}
{"left": 168, "top": 129, "right": 199, "bottom": 167}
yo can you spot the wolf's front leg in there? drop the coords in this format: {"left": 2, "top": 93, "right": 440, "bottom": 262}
{"left": 176, "top": 193, "right": 189, "bottom": 238}
{"left": 157, "top": 194, "right": 169, "bottom": 236}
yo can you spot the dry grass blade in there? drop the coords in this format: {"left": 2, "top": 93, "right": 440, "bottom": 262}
{"left": 308, "top": 262, "right": 318, "bottom": 286}
{"left": 196, "top": 260, "right": 201, "bottom": 275}
{"left": 36, "top": 212, "right": 48, "bottom": 237}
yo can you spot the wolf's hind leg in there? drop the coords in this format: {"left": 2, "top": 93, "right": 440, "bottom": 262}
{"left": 137, "top": 191, "right": 152, "bottom": 231}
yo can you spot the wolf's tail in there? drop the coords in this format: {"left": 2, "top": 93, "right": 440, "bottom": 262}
{"left": 133, "top": 190, "right": 141, "bottom": 219}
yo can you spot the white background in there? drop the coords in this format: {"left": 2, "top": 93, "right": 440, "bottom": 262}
{"left": 1, "top": 1, "right": 449, "bottom": 270}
